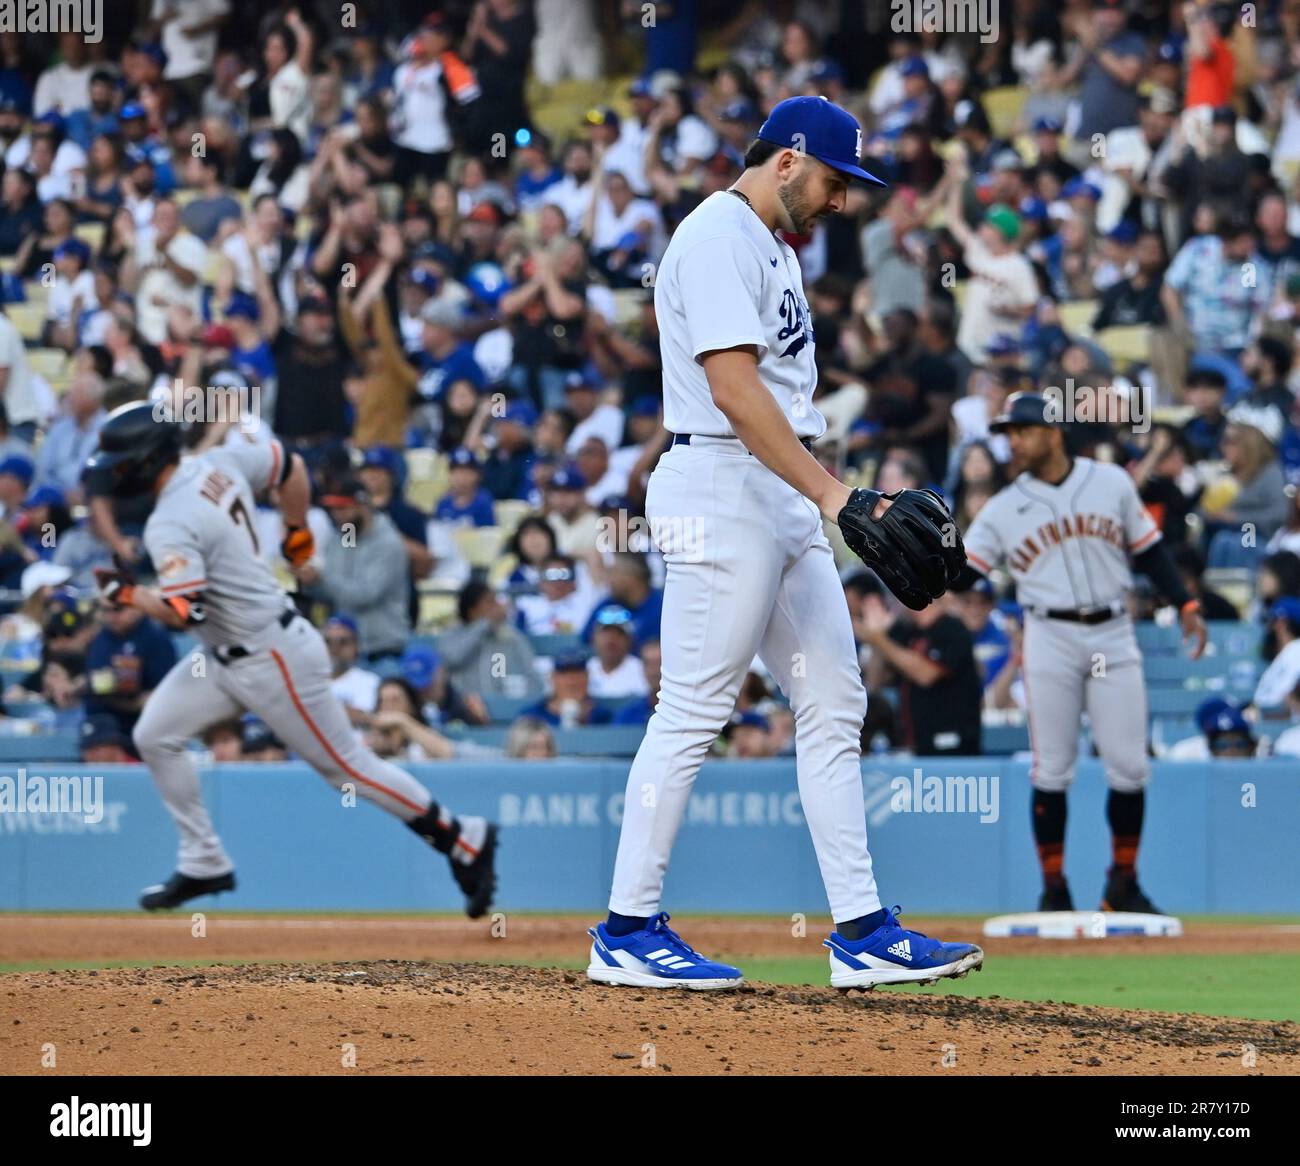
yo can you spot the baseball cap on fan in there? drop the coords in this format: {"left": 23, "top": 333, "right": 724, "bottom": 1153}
{"left": 755, "top": 96, "right": 888, "bottom": 187}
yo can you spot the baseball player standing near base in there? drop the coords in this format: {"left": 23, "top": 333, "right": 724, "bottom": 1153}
{"left": 586, "top": 96, "right": 984, "bottom": 991}
{"left": 962, "top": 393, "right": 1207, "bottom": 913}
{"left": 85, "top": 403, "right": 498, "bottom": 916}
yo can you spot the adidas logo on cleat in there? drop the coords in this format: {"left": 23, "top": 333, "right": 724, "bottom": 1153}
{"left": 886, "top": 939, "right": 912, "bottom": 961}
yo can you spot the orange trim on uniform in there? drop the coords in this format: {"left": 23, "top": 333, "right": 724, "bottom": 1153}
{"left": 269, "top": 440, "right": 283, "bottom": 488}
{"left": 163, "top": 594, "right": 192, "bottom": 621}
{"left": 966, "top": 551, "right": 992, "bottom": 575}
{"left": 268, "top": 648, "right": 429, "bottom": 816}
{"left": 1129, "top": 528, "right": 1161, "bottom": 553}
{"left": 161, "top": 578, "right": 207, "bottom": 594}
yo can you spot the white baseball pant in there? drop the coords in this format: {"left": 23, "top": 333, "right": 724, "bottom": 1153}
{"left": 134, "top": 613, "right": 435, "bottom": 878}
{"left": 1022, "top": 611, "right": 1150, "bottom": 794}
{"left": 608, "top": 438, "right": 882, "bottom": 923}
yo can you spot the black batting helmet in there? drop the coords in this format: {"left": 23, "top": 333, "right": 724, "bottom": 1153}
{"left": 988, "top": 392, "right": 1056, "bottom": 433}
{"left": 84, "top": 401, "right": 182, "bottom": 497}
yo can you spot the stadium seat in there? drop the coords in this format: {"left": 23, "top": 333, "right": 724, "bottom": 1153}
{"left": 983, "top": 86, "right": 1029, "bottom": 138}
{"left": 74, "top": 222, "right": 105, "bottom": 252}
{"left": 7, "top": 302, "right": 44, "bottom": 342}
{"left": 416, "top": 590, "right": 458, "bottom": 629}
{"left": 1146, "top": 687, "right": 1224, "bottom": 716}
{"left": 493, "top": 499, "right": 531, "bottom": 535}
{"left": 404, "top": 448, "right": 448, "bottom": 512}
{"left": 452, "top": 525, "right": 507, "bottom": 569}
{"left": 981, "top": 722, "right": 1031, "bottom": 754}
{"left": 483, "top": 694, "right": 537, "bottom": 723}
{"left": 1095, "top": 325, "right": 1151, "bottom": 366}
{"left": 529, "top": 632, "right": 583, "bottom": 657}
{"left": 26, "top": 347, "right": 68, "bottom": 388}
{"left": 1058, "top": 299, "right": 1098, "bottom": 337}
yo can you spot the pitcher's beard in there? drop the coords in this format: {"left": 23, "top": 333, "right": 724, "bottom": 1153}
{"left": 777, "top": 172, "right": 819, "bottom": 233}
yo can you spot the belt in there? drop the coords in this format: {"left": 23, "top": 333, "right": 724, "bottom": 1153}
{"left": 1040, "top": 605, "right": 1122, "bottom": 625}
{"left": 214, "top": 608, "right": 298, "bottom": 664}
{"left": 671, "top": 433, "right": 814, "bottom": 453}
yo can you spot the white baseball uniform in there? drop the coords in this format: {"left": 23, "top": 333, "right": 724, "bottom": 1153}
{"left": 608, "top": 191, "right": 881, "bottom": 923}
{"left": 962, "top": 457, "right": 1159, "bottom": 792}
{"left": 133, "top": 439, "right": 486, "bottom": 878}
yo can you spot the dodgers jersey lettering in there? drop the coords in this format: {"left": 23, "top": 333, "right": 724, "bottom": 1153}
{"left": 653, "top": 191, "right": 825, "bottom": 439}
{"left": 962, "top": 458, "right": 1160, "bottom": 610}
{"left": 144, "top": 440, "right": 290, "bottom": 647}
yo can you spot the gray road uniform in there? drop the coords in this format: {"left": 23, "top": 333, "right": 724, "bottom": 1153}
{"left": 133, "top": 439, "right": 485, "bottom": 878}
{"left": 962, "top": 458, "right": 1161, "bottom": 794}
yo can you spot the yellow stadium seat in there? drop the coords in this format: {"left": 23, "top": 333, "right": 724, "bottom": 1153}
{"left": 983, "top": 86, "right": 1029, "bottom": 139}
{"left": 416, "top": 590, "right": 458, "bottom": 630}
{"left": 1095, "top": 325, "right": 1151, "bottom": 366}
{"left": 452, "top": 525, "right": 507, "bottom": 569}
{"left": 6, "top": 302, "right": 45, "bottom": 342}
{"left": 404, "top": 448, "right": 449, "bottom": 513}
{"left": 26, "top": 347, "right": 67, "bottom": 381}
{"left": 488, "top": 552, "right": 517, "bottom": 588}
{"left": 1058, "top": 299, "right": 1098, "bottom": 337}
{"left": 173, "top": 188, "right": 200, "bottom": 208}
{"left": 0, "top": 257, "right": 16, "bottom": 275}
{"left": 74, "top": 222, "right": 105, "bottom": 252}
{"left": 952, "top": 281, "right": 968, "bottom": 312}
{"left": 493, "top": 499, "right": 532, "bottom": 535}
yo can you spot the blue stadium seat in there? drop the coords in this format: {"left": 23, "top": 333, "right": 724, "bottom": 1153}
{"left": 0, "top": 735, "right": 81, "bottom": 763}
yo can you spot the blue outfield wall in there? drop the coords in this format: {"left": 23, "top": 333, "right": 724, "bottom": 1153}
{"left": 0, "top": 758, "right": 1296, "bottom": 914}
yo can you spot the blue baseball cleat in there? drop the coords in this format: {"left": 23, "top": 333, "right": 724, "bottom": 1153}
{"left": 823, "top": 906, "right": 984, "bottom": 989}
{"left": 587, "top": 912, "right": 744, "bottom": 990}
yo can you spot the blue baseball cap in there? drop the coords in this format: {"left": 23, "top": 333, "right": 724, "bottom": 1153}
{"left": 465, "top": 261, "right": 510, "bottom": 308}
{"left": 502, "top": 401, "right": 538, "bottom": 427}
{"left": 630, "top": 395, "right": 661, "bottom": 417}
{"left": 553, "top": 648, "right": 589, "bottom": 672}
{"left": 361, "top": 446, "right": 404, "bottom": 479}
{"left": 898, "top": 57, "right": 929, "bottom": 79}
{"left": 1268, "top": 597, "right": 1300, "bottom": 626}
{"left": 401, "top": 644, "right": 440, "bottom": 689}
{"left": 1062, "top": 178, "right": 1102, "bottom": 201}
{"left": 719, "top": 99, "right": 758, "bottom": 123}
{"left": 53, "top": 239, "right": 91, "bottom": 265}
{"left": 1157, "top": 38, "right": 1184, "bottom": 64}
{"left": 1107, "top": 221, "right": 1139, "bottom": 244}
{"left": 1020, "top": 196, "right": 1049, "bottom": 222}
{"left": 725, "top": 710, "right": 770, "bottom": 734}
{"left": 756, "top": 96, "right": 887, "bottom": 187}
{"left": 986, "top": 334, "right": 1021, "bottom": 357}
{"left": 408, "top": 268, "right": 440, "bottom": 294}
{"left": 809, "top": 59, "right": 844, "bottom": 84}
{"left": 548, "top": 466, "right": 587, "bottom": 491}
{"left": 119, "top": 102, "right": 146, "bottom": 121}
{"left": 225, "top": 291, "right": 260, "bottom": 321}
{"left": 449, "top": 447, "right": 481, "bottom": 470}
{"left": 0, "top": 455, "right": 34, "bottom": 485}
{"left": 324, "top": 614, "right": 360, "bottom": 639}
{"left": 1032, "top": 116, "right": 1063, "bottom": 134}
{"left": 629, "top": 78, "right": 654, "bottom": 98}
{"left": 25, "top": 484, "right": 65, "bottom": 509}
{"left": 594, "top": 605, "right": 635, "bottom": 636}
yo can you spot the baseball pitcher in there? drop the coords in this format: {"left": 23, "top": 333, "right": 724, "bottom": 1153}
{"left": 85, "top": 403, "right": 498, "bottom": 916}
{"left": 962, "top": 392, "right": 1207, "bottom": 913}
{"left": 586, "top": 97, "right": 983, "bottom": 991}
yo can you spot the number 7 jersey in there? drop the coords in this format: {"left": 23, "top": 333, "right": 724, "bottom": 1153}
{"left": 143, "top": 438, "right": 291, "bottom": 647}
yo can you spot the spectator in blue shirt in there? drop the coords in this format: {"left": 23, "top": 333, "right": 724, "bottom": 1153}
{"left": 583, "top": 552, "right": 663, "bottom": 644}
{"left": 34, "top": 369, "right": 106, "bottom": 499}
{"left": 416, "top": 298, "right": 485, "bottom": 403}
{"left": 120, "top": 103, "right": 177, "bottom": 194}
{"left": 84, "top": 602, "right": 178, "bottom": 748}
{"left": 520, "top": 649, "right": 613, "bottom": 727}
{"left": 480, "top": 400, "right": 538, "bottom": 501}
{"left": 955, "top": 579, "right": 1011, "bottom": 691}
{"left": 513, "top": 129, "right": 562, "bottom": 213}
{"left": 65, "top": 69, "right": 120, "bottom": 152}
{"left": 435, "top": 448, "right": 497, "bottom": 527}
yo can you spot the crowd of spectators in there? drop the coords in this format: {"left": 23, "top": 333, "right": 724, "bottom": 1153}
{"left": 1, "top": 0, "right": 1299, "bottom": 763}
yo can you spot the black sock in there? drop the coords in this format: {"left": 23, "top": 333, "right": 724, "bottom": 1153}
{"left": 1106, "top": 789, "right": 1144, "bottom": 879}
{"left": 406, "top": 801, "right": 459, "bottom": 854}
{"left": 1033, "top": 789, "right": 1068, "bottom": 888}
{"left": 606, "top": 912, "right": 650, "bottom": 936}
{"left": 834, "top": 907, "right": 890, "bottom": 940}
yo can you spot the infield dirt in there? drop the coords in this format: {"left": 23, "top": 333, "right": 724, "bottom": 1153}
{"left": 1, "top": 915, "right": 1297, "bottom": 1075}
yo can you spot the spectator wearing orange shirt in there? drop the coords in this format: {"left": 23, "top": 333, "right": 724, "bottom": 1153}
{"left": 1183, "top": 2, "right": 1235, "bottom": 112}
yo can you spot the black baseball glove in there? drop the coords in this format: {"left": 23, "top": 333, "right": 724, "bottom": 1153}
{"left": 837, "top": 487, "right": 967, "bottom": 611}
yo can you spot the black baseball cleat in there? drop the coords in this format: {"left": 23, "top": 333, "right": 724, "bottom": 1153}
{"left": 1038, "top": 882, "right": 1074, "bottom": 911}
{"left": 1100, "top": 871, "right": 1161, "bottom": 914}
{"left": 140, "top": 870, "right": 236, "bottom": 910}
{"left": 450, "top": 824, "right": 498, "bottom": 919}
